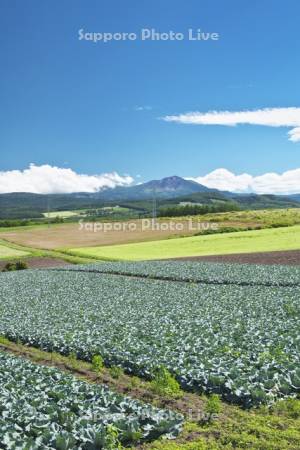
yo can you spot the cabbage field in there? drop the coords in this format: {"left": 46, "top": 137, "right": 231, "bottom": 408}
{"left": 0, "top": 263, "right": 299, "bottom": 408}
{"left": 0, "top": 351, "right": 182, "bottom": 449}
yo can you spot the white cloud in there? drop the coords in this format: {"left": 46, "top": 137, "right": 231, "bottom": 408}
{"left": 288, "top": 127, "right": 300, "bottom": 142}
{"left": 0, "top": 164, "right": 134, "bottom": 194}
{"left": 163, "top": 107, "right": 300, "bottom": 142}
{"left": 188, "top": 168, "right": 300, "bottom": 195}
{"left": 1, "top": 164, "right": 299, "bottom": 196}
{"left": 134, "top": 105, "right": 152, "bottom": 111}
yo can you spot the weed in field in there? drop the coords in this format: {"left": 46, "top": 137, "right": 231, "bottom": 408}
{"left": 92, "top": 354, "right": 104, "bottom": 375}
{"left": 1, "top": 260, "right": 28, "bottom": 272}
{"left": 68, "top": 351, "right": 80, "bottom": 369}
{"left": 15, "top": 260, "right": 28, "bottom": 270}
{"left": 151, "top": 366, "right": 182, "bottom": 398}
{"left": 2, "top": 262, "right": 15, "bottom": 272}
{"left": 104, "top": 424, "right": 123, "bottom": 450}
{"left": 0, "top": 336, "right": 10, "bottom": 345}
{"left": 110, "top": 365, "right": 123, "bottom": 379}
{"left": 204, "top": 394, "right": 222, "bottom": 422}
{"left": 129, "top": 376, "right": 140, "bottom": 389}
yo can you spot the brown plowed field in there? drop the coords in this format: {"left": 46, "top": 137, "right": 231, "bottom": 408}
{"left": 168, "top": 250, "right": 300, "bottom": 265}
{"left": 1, "top": 220, "right": 252, "bottom": 250}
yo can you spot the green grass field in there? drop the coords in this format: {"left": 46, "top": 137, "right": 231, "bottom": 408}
{"left": 42, "top": 210, "right": 86, "bottom": 218}
{"left": 0, "top": 244, "right": 29, "bottom": 259}
{"left": 67, "top": 224, "right": 300, "bottom": 261}
{"left": 177, "top": 208, "right": 300, "bottom": 228}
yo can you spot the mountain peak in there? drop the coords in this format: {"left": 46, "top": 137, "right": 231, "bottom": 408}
{"left": 91, "top": 175, "right": 213, "bottom": 201}
{"left": 144, "top": 175, "right": 190, "bottom": 190}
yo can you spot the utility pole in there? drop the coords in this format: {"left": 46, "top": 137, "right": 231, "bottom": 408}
{"left": 152, "top": 188, "right": 157, "bottom": 223}
{"left": 47, "top": 196, "right": 50, "bottom": 228}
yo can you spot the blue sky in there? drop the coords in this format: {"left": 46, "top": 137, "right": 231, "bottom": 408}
{"left": 1, "top": 0, "right": 300, "bottom": 192}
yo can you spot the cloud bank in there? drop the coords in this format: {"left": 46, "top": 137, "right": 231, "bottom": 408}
{"left": 1, "top": 164, "right": 299, "bottom": 195}
{"left": 189, "top": 168, "right": 300, "bottom": 195}
{"left": 0, "top": 164, "right": 134, "bottom": 194}
{"left": 163, "top": 107, "right": 300, "bottom": 142}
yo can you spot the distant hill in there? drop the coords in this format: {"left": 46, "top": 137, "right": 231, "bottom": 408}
{"left": 160, "top": 190, "right": 232, "bottom": 205}
{"left": 0, "top": 192, "right": 98, "bottom": 219}
{"left": 223, "top": 192, "right": 300, "bottom": 210}
{"left": 287, "top": 194, "right": 300, "bottom": 202}
{"left": 0, "top": 176, "right": 299, "bottom": 219}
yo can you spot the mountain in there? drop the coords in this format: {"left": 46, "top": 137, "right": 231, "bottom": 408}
{"left": 0, "top": 176, "right": 299, "bottom": 219}
{"left": 0, "top": 177, "right": 212, "bottom": 219}
{"left": 223, "top": 192, "right": 300, "bottom": 209}
{"left": 287, "top": 194, "right": 300, "bottom": 202}
{"left": 95, "top": 175, "right": 212, "bottom": 201}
